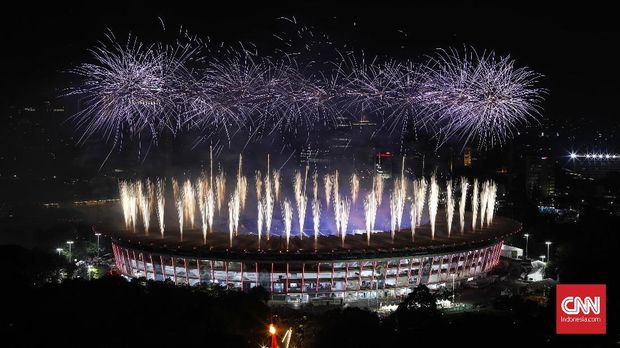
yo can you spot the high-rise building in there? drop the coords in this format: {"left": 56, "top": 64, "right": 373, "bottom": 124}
{"left": 526, "top": 154, "right": 556, "bottom": 205}
{"left": 463, "top": 147, "right": 472, "bottom": 167}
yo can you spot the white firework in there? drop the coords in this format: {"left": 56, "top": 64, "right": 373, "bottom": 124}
{"left": 413, "top": 178, "right": 428, "bottom": 227}
{"left": 350, "top": 173, "right": 360, "bottom": 204}
{"left": 364, "top": 191, "right": 378, "bottom": 245}
{"left": 374, "top": 174, "right": 384, "bottom": 206}
{"left": 155, "top": 178, "right": 165, "bottom": 237}
{"left": 428, "top": 175, "right": 439, "bottom": 240}
{"left": 339, "top": 197, "right": 351, "bottom": 247}
{"left": 459, "top": 177, "right": 468, "bottom": 234}
{"left": 312, "top": 197, "right": 320, "bottom": 250}
{"left": 446, "top": 179, "right": 455, "bottom": 236}
{"left": 282, "top": 198, "right": 293, "bottom": 251}
{"left": 471, "top": 179, "right": 479, "bottom": 231}
{"left": 323, "top": 174, "right": 333, "bottom": 207}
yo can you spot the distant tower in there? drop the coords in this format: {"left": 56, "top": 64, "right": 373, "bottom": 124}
{"left": 464, "top": 147, "right": 472, "bottom": 167}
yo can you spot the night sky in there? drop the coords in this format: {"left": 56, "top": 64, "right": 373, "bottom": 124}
{"left": 2, "top": 2, "right": 617, "bottom": 126}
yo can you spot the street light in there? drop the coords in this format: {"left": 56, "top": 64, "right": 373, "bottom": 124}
{"left": 66, "top": 241, "right": 74, "bottom": 262}
{"left": 540, "top": 255, "right": 546, "bottom": 262}
{"left": 56, "top": 248, "right": 63, "bottom": 256}
{"left": 545, "top": 241, "right": 552, "bottom": 261}
{"left": 523, "top": 233, "right": 530, "bottom": 259}
{"left": 94, "top": 232, "right": 102, "bottom": 256}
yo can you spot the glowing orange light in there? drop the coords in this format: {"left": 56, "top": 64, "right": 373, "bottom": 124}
{"left": 269, "top": 324, "right": 276, "bottom": 335}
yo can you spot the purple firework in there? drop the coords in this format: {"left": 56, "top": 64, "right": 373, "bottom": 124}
{"left": 67, "top": 30, "right": 545, "bottom": 151}
{"left": 421, "top": 48, "right": 545, "bottom": 148}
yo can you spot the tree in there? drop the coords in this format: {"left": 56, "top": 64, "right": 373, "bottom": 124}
{"left": 392, "top": 285, "right": 442, "bottom": 338}
{"left": 396, "top": 285, "right": 437, "bottom": 312}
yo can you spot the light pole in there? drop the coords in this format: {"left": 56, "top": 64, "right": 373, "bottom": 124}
{"left": 56, "top": 248, "right": 63, "bottom": 256}
{"left": 523, "top": 233, "right": 530, "bottom": 259}
{"left": 66, "top": 241, "right": 74, "bottom": 262}
{"left": 545, "top": 241, "right": 552, "bottom": 262}
{"left": 540, "top": 255, "right": 546, "bottom": 262}
{"left": 95, "top": 232, "right": 101, "bottom": 257}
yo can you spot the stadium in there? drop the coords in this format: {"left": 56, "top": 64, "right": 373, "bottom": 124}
{"left": 107, "top": 208, "right": 520, "bottom": 305}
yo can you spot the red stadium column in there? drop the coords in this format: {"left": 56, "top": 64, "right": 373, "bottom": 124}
{"left": 331, "top": 263, "right": 334, "bottom": 289}
{"left": 301, "top": 263, "right": 305, "bottom": 293}
{"left": 142, "top": 253, "right": 148, "bottom": 279}
{"left": 126, "top": 248, "right": 132, "bottom": 275}
{"left": 225, "top": 261, "right": 229, "bottom": 289}
{"left": 111, "top": 245, "right": 118, "bottom": 269}
{"left": 426, "top": 257, "right": 434, "bottom": 285}
{"left": 437, "top": 255, "right": 444, "bottom": 280}
{"left": 119, "top": 246, "right": 125, "bottom": 273}
{"left": 285, "top": 263, "right": 289, "bottom": 294}
{"left": 270, "top": 262, "right": 274, "bottom": 293}
{"left": 113, "top": 245, "right": 120, "bottom": 270}
{"left": 255, "top": 262, "right": 259, "bottom": 288}
{"left": 172, "top": 257, "right": 178, "bottom": 285}
{"left": 468, "top": 251, "right": 475, "bottom": 274}
{"left": 483, "top": 246, "right": 492, "bottom": 271}
{"left": 149, "top": 255, "right": 155, "bottom": 280}
{"left": 496, "top": 242, "right": 503, "bottom": 266}
{"left": 210, "top": 260, "right": 215, "bottom": 283}
{"left": 407, "top": 258, "right": 413, "bottom": 286}
{"left": 111, "top": 245, "right": 119, "bottom": 271}
{"left": 482, "top": 247, "right": 490, "bottom": 272}
{"left": 120, "top": 247, "right": 125, "bottom": 272}
{"left": 496, "top": 243, "right": 501, "bottom": 265}
{"left": 184, "top": 258, "right": 189, "bottom": 285}
{"left": 240, "top": 262, "right": 244, "bottom": 292}
{"left": 125, "top": 249, "right": 133, "bottom": 275}
{"left": 358, "top": 263, "right": 363, "bottom": 290}
{"left": 464, "top": 252, "right": 472, "bottom": 276}
{"left": 489, "top": 245, "right": 497, "bottom": 268}
{"left": 160, "top": 255, "right": 166, "bottom": 280}
{"left": 496, "top": 242, "right": 502, "bottom": 264}
{"left": 447, "top": 254, "right": 454, "bottom": 278}
{"left": 416, "top": 258, "right": 423, "bottom": 286}
{"left": 490, "top": 244, "right": 498, "bottom": 267}
{"left": 316, "top": 263, "right": 320, "bottom": 296}
{"left": 383, "top": 260, "right": 388, "bottom": 290}
{"left": 132, "top": 251, "right": 139, "bottom": 277}
{"left": 112, "top": 245, "right": 118, "bottom": 268}
{"left": 499, "top": 241, "right": 504, "bottom": 265}
{"left": 196, "top": 259, "right": 202, "bottom": 284}
{"left": 371, "top": 261, "right": 376, "bottom": 290}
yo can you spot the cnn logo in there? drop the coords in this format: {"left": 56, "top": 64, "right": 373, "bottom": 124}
{"left": 556, "top": 284, "right": 606, "bottom": 334}
{"left": 560, "top": 296, "right": 600, "bottom": 315}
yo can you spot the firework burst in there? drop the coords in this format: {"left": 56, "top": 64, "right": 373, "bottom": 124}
{"left": 422, "top": 48, "right": 545, "bottom": 149}
{"left": 69, "top": 31, "right": 544, "bottom": 152}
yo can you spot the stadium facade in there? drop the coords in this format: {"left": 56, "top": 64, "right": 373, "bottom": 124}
{"left": 109, "top": 216, "right": 519, "bottom": 305}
